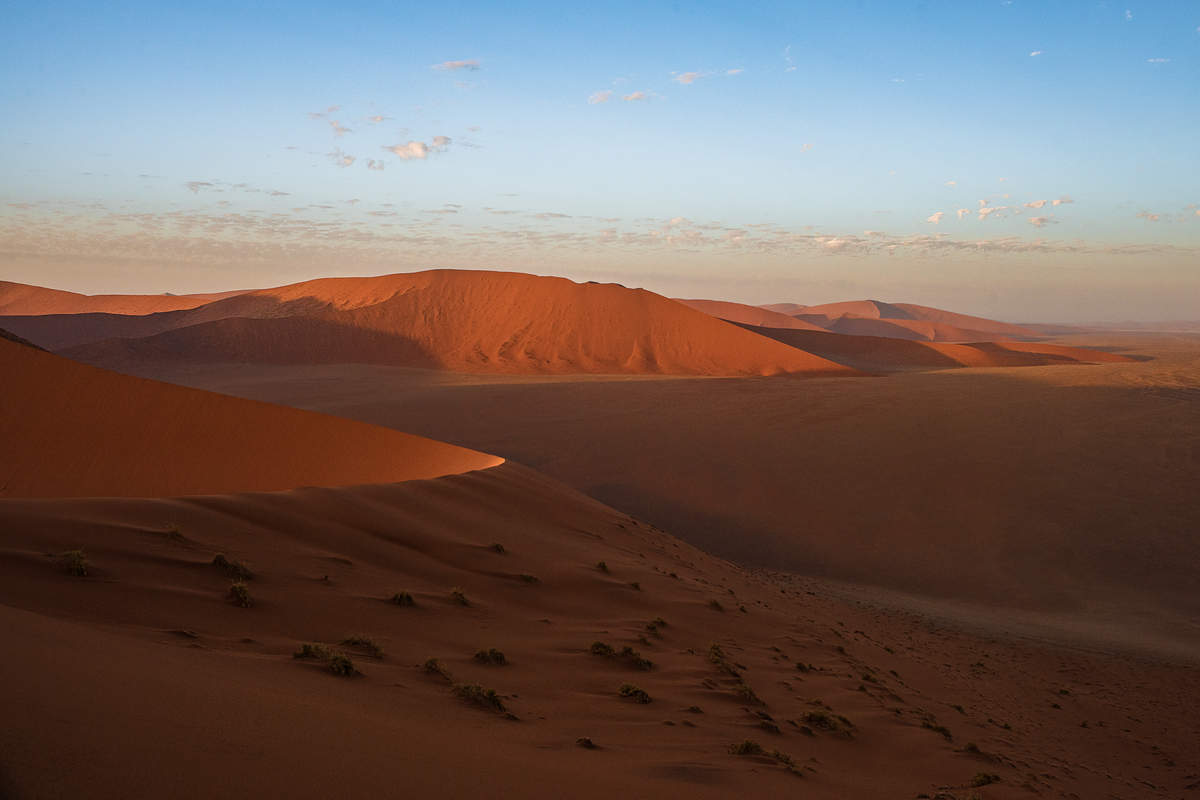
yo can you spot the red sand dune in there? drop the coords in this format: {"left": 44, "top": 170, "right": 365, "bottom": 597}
{"left": 757, "top": 302, "right": 808, "bottom": 315}
{"left": 48, "top": 270, "right": 857, "bottom": 377}
{"left": 794, "top": 299, "right": 1038, "bottom": 341}
{"left": 736, "top": 325, "right": 1133, "bottom": 371}
{"left": 673, "top": 298, "right": 828, "bottom": 331}
{"left": 0, "top": 336, "right": 500, "bottom": 498}
{"left": 0, "top": 280, "right": 247, "bottom": 316}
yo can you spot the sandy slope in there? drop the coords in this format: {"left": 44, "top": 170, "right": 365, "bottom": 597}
{"left": 130, "top": 334, "right": 1200, "bottom": 651}
{"left": 3, "top": 463, "right": 1196, "bottom": 799}
{"left": 0, "top": 337, "right": 499, "bottom": 497}
{"left": 0, "top": 280, "right": 247, "bottom": 315}
{"left": 736, "top": 325, "right": 1133, "bottom": 372}
{"left": 9, "top": 271, "right": 856, "bottom": 377}
{"left": 673, "top": 298, "right": 829, "bottom": 330}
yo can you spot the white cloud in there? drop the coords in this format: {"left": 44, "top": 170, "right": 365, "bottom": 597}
{"left": 1125, "top": 9, "right": 1133, "bottom": 21}
{"left": 383, "top": 136, "right": 451, "bottom": 160}
{"left": 926, "top": 211, "right": 945, "bottom": 224}
{"left": 366, "top": 115, "right": 387, "bottom": 124}
{"left": 433, "top": 59, "right": 480, "bottom": 71}
{"left": 1052, "top": 195, "right": 1073, "bottom": 206}
{"left": 1030, "top": 50, "right": 1043, "bottom": 56}
{"left": 185, "top": 181, "right": 214, "bottom": 194}
{"left": 956, "top": 208, "right": 970, "bottom": 220}
{"left": 1025, "top": 199, "right": 1047, "bottom": 209}
{"left": 1028, "top": 215, "right": 1056, "bottom": 227}
{"left": 674, "top": 71, "right": 706, "bottom": 84}
{"left": 329, "top": 120, "right": 352, "bottom": 137}
{"left": 726, "top": 68, "right": 744, "bottom": 75}
{"left": 1146, "top": 57, "right": 1171, "bottom": 63}
{"left": 622, "top": 91, "right": 648, "bottom": 101}
{"left": 944, "top": 180, "right": 957, "bottom": 187}
{"left": 588, "top": 90, "right": 613, "bottom": 105}
{"left": 329, "top": 149, "right": 355, "bottom": 168}
{"left": 800, "top": 143, "right": 814, "bottom": 152}
{"left": 366, "top": 159, "right": 385, "bottom": 171}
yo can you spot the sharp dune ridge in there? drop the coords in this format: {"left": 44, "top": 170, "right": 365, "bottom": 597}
{"left": 0, "top": 338, "right": 500, "bottom": 498}
{"left": 0, "top": 279, "right": 250, "bottom": 316}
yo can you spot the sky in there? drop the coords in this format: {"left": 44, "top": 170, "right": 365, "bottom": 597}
{"left": 1, "top": 0, "right": 1197, "bottom": 321}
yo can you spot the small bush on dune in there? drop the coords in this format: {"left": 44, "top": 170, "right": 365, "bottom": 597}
{"left": 709, "top": 599, "right": 725, "bottom": 612}
{"left": 59, "top": 550, "right": 89, "bottom": 577}
{"left": 473, "top": 648, "right": 507, "bottom": 665}
{"left": 389, "top": 591, "right": 415, "bottom": 607}
{"left": 729, "top": 739, "right": 764, "bottom": 756}
{"left": 453, "top": 683, "right": 507, "bottom": 712}
{"left": 293, "top": 643, "right": 355, "bottom": 676}
{"left": 328, "top": 654, "right": 356, "bottom": 676}
{"left": 228, "top": 581, "right": 252, "bottom": 608}
{"left": 212, "top": 553, "right": 252, "bottom": 580}
{"left": 596, "top": 561, "right": 609, "bottom": 573}
{"left": 618, "top": 683, "right": 652, "bottom": 704}
{"left": 517, "top": 573, "right": 540, "bottom": 584}
{"left": 590, "top": 641, "right": 616, "bottom": 657}
{"left": 294, "top": 643, "right": 334, "bottom": 660}
{"left": 424, "top": 658, "right": 451, "bottom": 680}
{"left": 970, "top": 773, "right": 1000, "bottom": 787}
{"left": 490, "top": 543, "right": 506, "bottom": 555}
{"left": 450, "top": 587, "right": 470, "bottom": 606}
{"left": 341, "top": 635, "right": 384, "bottom": 658}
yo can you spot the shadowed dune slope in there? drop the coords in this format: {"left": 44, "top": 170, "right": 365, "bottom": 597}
{"left": 758, "top": 302, "right": 808, "bottom": 315}
{"left": 2, "top": 461, "right": 1196, "bottom": 799}
{"left": 0, "top": 338, "right": 500, "bottom": 498}
{"left": 51, "top": 270, "right": 857, "bottom": 376}
{"left": 736, "top": 324, "right": 1133, "bottom": 372}
{"left": 0, "top": 280, "right": 247, "bottom": 315}
{"left": 673, "top": 298, "right": 828, "bottom": 331}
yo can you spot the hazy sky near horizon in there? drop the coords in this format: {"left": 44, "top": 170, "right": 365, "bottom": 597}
{"left": 1, "top": 0, "right": 1197, "bottom": 321}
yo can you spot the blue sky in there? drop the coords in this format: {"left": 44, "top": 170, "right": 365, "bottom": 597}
{"left": 1, "top": 0, "right": 1197, "bottom": 320}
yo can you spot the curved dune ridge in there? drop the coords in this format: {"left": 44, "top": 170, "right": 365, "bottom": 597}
{"left": 0, "top": 280, "right": 249, "bottom": 316}
{"left": 672, "top": 298, "right": 829, "bottom": 331}
{"left": 46, "top": 270, "right": 858, "bottom": 376}
{"left": 0, "top": 336, "right": 501, "bottom": 498}
{"left": 736, "top": 325, "right": 1133, "bottom": 371}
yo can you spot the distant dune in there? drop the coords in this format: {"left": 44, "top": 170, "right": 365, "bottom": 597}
{"left": 749, "top": 298, "right": 1040, "bottom": 342}
{"left": 43, "top": 270, "right": 857, "bottom": 377}
{"left": 737, "top": 325, "right": 1133, "bottom": 372}
{"left": 672, "top": 298, "right": 828, "bottom": 331}
{"left": 0, "top": 336, "right": 500, "bottom": 498}
{"left": 758, "top": 302, "right": 808, "bottom": 315}
{"left": 0, "top": 280, "right": 247, "bottom": 316}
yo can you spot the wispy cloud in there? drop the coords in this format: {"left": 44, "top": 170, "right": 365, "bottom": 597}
{"left": 944, "top": 180, "right": 957, "bottom": 187}
{"left": 328, "top": 149, "right": 355, "bottom": 168}
{"left": 800, "top": 143, "right": 814, "bottom": 152}
{"left": 366, "top": 159, "right": 385, "bottom": 171}
{"left": 185, "top": 181, "right": 214, "bottom": 194}
{"left": 366, "top": 115, "right": 388, "bottom": 124}
{"left": 926, "top": 211, "right": 945, "bottom": 224}
{"left": 1028, "top": 215, "right": 1056, "bottom": 227}
{"left": 726, "top": 68, "right": 744, "bottom": 75}
{"left": 1125, "top": 9, "right": 1133, "bottom": 21}
{"left": 1029, "top": 50, "right": 1044, "bottom": 56}
{"left": 673, "top": 71, "right": 706, "bottom": 84}
{"left": 1052, "top": 195, "right": 1073, "bottom": 206}
{"left": 783, "top": 44, "right": 796, "bottom": 72}
{"left": 1146, "top": 57, "right": 1171, "bottom": 63}
{"left": 433, "top": 59, "right": 480, "bottom": 71}
{"left": 1137, "top": 211, "right": 1162, "bottom": 222}
{"left": 588, "top": 89, "right": 612, "bottom": 105}
{"left": 956, "top": 208, "right": 970, "bottom": 220}
{"left": 622, "top": 90, "right": 649, "bottom": 101}
{"left": 329, "top": 120, "right": 352, "bottom": 137}
{"left": 1025, "top": 199, "right": 1047, "bottom": 209}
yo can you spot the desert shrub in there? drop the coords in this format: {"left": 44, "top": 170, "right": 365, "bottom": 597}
{"left": 473, "top": 648, "right": 507, "bottom": 665}
{"left": 970, "top": 773, "right": 1000, "bottom": 787}
{"left": 729, "top": 739, "right": 764, "bottom": 756}
{"left": 596, "top": 561, "right": 609, "bottom": 573}
{"left": 651, "top": 616, "right": 667, "bottom": 627}
{"left": 708, "top": 643, "right": 741, "bottom": 677}
{"left": 341, "top": 635, "right": 383, "bottom": 658}
{"left": 517, "top": 573, "right": 540, "bottom": 584}
{"left": 921, "top": 720, "right": 953, "bottom": 740}
{"left": 453, "top": 683, "right": 506, "bottom": 712}
{"left": 450, "top": 587, "right": 470, "bottom": 606}
{"left": 576, "top": 737, "right": 597, "bottom": 749}
{"left": 709, "top": 599, "right": 725, "bottom": 612}
{"left": 294, "top": 643, "right": 334, "bottom": 660}
{"left": 490, "top": 543, "right": 506, "bottom": 554}
{"left": 389, "top": 591, "right": 415, "bottom": 606}
{"left": 803, "top": 710, "right": 854, "bottom": 734}
{"left": 795, "top": 662, "right": 814, "bottom": 673}
{"left": 618, "top": 683, "right": 652, "bottom": 704}
{"left": 685, "top": 705, "right": 703, "bottom": 714}
{"left": 212, "top": 553, "right": 252, "bottom": 580}
{"left": 618, "top": 646, "right": 653, "bottom": 670}
{"left": 735, "top": 680, "right": 763, "bottom": 705}
{"left": 423, "top": 658, "right": 451, "bottom": 680}
{"left": 328, "top": 654, "right": 356, "bottom": 676}
{"left": 59, "top": 549, "right": 89, "bottom": 577}
{"left": 228, "top": 581, "right": 252, "bottom": 608}
{"left": 590, "top": 641, "right": 616, "bottom": 657}
{"left": 629, "top": 581, "right": 641, "bottom": 591}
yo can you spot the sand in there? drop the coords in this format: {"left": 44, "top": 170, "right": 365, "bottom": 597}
{"left": 0, "top": 337, "right": 500, "bottom": 497}
{"left": 0, "top": 280, "right": 248, "bottom": 315}
{"left": 673, "top": 298, "right": 829, "bottom": 331}
{"left": 3, "top": 271, "right": 857, "bottom": 377}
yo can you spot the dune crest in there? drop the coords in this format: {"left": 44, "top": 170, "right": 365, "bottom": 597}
{"left": 673, "top": 298, "right": 828, "bottom": 331}
{"left": 0, "top": 280, "right": 248, "bottom": 316}
{"left": 46, "top": 270, "right": 858, "bottom": 377}
{"left": 0, "top": 338, "right": 500, "bottom": 498}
